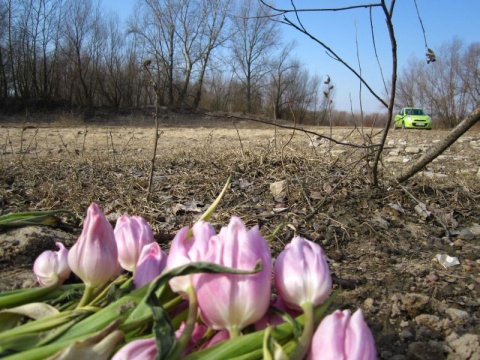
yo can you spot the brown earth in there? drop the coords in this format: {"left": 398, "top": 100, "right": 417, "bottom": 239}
{"left": 0, "top": 113, "right": 479, "bottom": 359}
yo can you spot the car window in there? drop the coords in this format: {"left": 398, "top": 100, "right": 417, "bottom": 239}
{"left": 406, "top": 109, "right": 413, "bottom": 115}
{"left": 413, "top": 109, "right": 425, "bottom": 115}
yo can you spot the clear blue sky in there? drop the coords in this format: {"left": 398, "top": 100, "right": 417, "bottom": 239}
{"left": 102, "top": 0, "right": 479, "bottom": 113}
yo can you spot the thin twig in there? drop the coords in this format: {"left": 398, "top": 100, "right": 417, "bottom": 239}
{"left": 204, "top": 111, "right": 381, "bottom": 149}
{"left": 109, "top": 130, "right": 116, "bottom": 166}
{"left": 369, "top": 7, "right": 389, "bottom": 96}
{"left": 232, "top": 121, "right": 245, "bottom": 158}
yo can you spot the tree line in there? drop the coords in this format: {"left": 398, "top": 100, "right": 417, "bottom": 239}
{"left": 1, "top": 0, "right": 478, "bottom": 128}
{"left": 395, "top": 38, "right": 480, "bottom": 128}
{"left": 0, "top": 0, "right": 329, "bottom": 123}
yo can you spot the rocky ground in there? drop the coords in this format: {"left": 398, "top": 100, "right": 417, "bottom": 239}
{"left": 0, "top": 114, "right": 479, "bottom": 359}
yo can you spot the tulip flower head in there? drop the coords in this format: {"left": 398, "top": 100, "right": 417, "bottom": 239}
{"left": 166, "top": 221, "right": 215, "bottom": 295}
{"left": 33, "top": 242, "right": 71, "bottom": 286}
{"left": 114, "top": 215, "right": 154, "bottom": 273}
{"left": 274, "top": 237, "right": 332, "bottom": 311}
{"left": 308, "top": 309, "right": 377, "bottom": 360}
{"left": 194, "top": 216, "right": 272, "bottom": 335}
{"left": 134, "top": 242, "right": 167, "bottom": 288}
{"left": 112, "top": 337, "right": 157, "bottom": 360}
{"left": 68, "top": 203, "right": 119, "bottom": 288}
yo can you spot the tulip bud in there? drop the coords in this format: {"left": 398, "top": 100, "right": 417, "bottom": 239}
{"left": 308, "top": 309, "right": 377, "bottom": 360}
{"left": 114, "top": 215, "right": 154, "bottom": 273}
{"left": 274, "top": 237, "right": 331, "bottom": 311}
{"left": 33, "top": 242, "right": 71, "bottom": 286}
{"left": 166, "top": 221, "right": 214, "bottom": 295}
{"left": 112, "top": 338, "right": 157, "bottom": 360}
{"left": 194, "top": 217, "right": 272, "bottom": 335}
{"left": 134, "top": 242, "right": 167, "bottom": 288}
{"left": 68, "top": 203, "right": 119, "bottom": 288}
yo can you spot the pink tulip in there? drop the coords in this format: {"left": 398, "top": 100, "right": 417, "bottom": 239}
{"left": 112, "top": 338, "right": 157, "bottom": 360}
{"left": 33, "top": 242, "right": 71, "bottom": 286}
{"left": 274, "top": 237, "right": 331, "bottom": 311}
{"left": 175, "top": 322, "right": 208, "bottom": 355}
{"left": 114, "top": 215, "right": 154, "bottom": 273}
{"left": 194, "top": 217, "right": 272, "bottom": 334}
{"left": 134, "top": 242, "right": 167, "bottom": 288}
{"left": 68, "top": 203, "right": 119, "bottom": 288}
{"left": 308, "top": 309, "right": 377, "bottom": 360}
{"left": 166, "top": 221, "right": 215, "bottom": 295}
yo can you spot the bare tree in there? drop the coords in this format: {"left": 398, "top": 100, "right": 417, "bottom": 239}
{"left": 0, "top": 1, "right": 9, "bottom": 98}
{"left": 461, "top": 42, "right": 480, "bottom": 108}
{"left": 396, "top": 38, "right": 480, "bottom": 127}
{"left": 229, "top": 0, "right": 279, "bottom": 113}
{"left": 267, "top": 41, "right": 299, "bottom": 120}
{"left": 191, "top": 0, "right": 230, "bottom": 108}
{"left": 62, "top": 0, "right": 98, "bottom": 106}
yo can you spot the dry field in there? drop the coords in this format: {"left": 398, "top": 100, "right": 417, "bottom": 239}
{"left": 1, "top": 115, "right": 479, "bottom": 359}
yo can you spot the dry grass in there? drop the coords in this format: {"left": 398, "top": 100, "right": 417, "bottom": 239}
{"left": 1, "top": 120, "right": 480, "bottom": 357}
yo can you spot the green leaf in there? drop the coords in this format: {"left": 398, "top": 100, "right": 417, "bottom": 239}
{"left": 0, "top": 210, "right": 72, "bottom": 227}
{"left": 0, "top": 303, "right": 59, "bottom": 332}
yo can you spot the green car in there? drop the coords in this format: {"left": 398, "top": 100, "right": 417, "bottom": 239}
{"left": 394, "top": 107, "right": 432, "bottom": 129}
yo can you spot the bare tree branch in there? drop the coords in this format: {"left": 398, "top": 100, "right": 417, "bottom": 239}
{"left": 371, "top": 0, "right": 397, "bottom": 186}
{"left": 260, "top": 1, "right": 388, "bottom": 108}
{"left": 202, "top": 110, "right": 382, "bottom": 149}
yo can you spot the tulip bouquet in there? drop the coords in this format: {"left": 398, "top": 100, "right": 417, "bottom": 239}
{"left": 0, "top": 180, "right": 376, "bottom": 359}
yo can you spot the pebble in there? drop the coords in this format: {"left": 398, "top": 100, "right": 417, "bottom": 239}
{"left": 462, "top": 264, "right": 472, "bottom": 271}
{"left": 453, "top": 239, "right": 464, "bottom": 247}
{"left": 445, "top": 308, "right": 470, "bottom": 326}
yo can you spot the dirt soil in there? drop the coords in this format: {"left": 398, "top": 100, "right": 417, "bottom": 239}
{"left": 0, "top": 113, "right": 479, "bottom": 359}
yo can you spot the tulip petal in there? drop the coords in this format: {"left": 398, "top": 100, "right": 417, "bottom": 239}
{"left": 195, "top": 217, "right": 272, "bottom": 332}
{"left": 68, "top": 203, "right": 119, "bottom": 288}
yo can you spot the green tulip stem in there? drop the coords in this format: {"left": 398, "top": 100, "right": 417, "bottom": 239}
{"left": 88, "top": 274, "right": 130, "bottom": 306}
{"left": 289, "top": 301, "right": 315, "bottom": 360}
{"left": 77, "top": 284, "right": 94, "bottom": 308}
{"left": 167, "top": 285, "right": 198, "bottom": 360}
{"left": 228, "top": 326, "right": 241, "bottom": 339}
{"left": 0, "top": 283, "right": 60, "bottom": 309}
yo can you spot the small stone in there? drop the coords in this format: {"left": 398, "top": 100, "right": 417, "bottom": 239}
{"left": 462, "top": 264, "right": 472, "bottom": 271}
{"left": 399, "top": 329, "right": 414, "bottom": 341}
{"left": 269, "top": 180, "right": 288, "bottom": 202}
{"left": 453, "top": 239, "right": 464, "bottom": 247}
{"left": 363, "top": 298, "right": 379, "bottom": 314}
{"left": 467, "top": 284, "right": 475, "bottom": 290}
{"left": 445, "top": 308, "right": 470, "bottom": 326}
{"left": 405, "top": 146, "right": 421, "bottom": 154}
{"left": 400, "top": 320, "right": 410, "bottom": 327}
{"left": 401, "top": 293, "right": 430, "bottom": 317}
